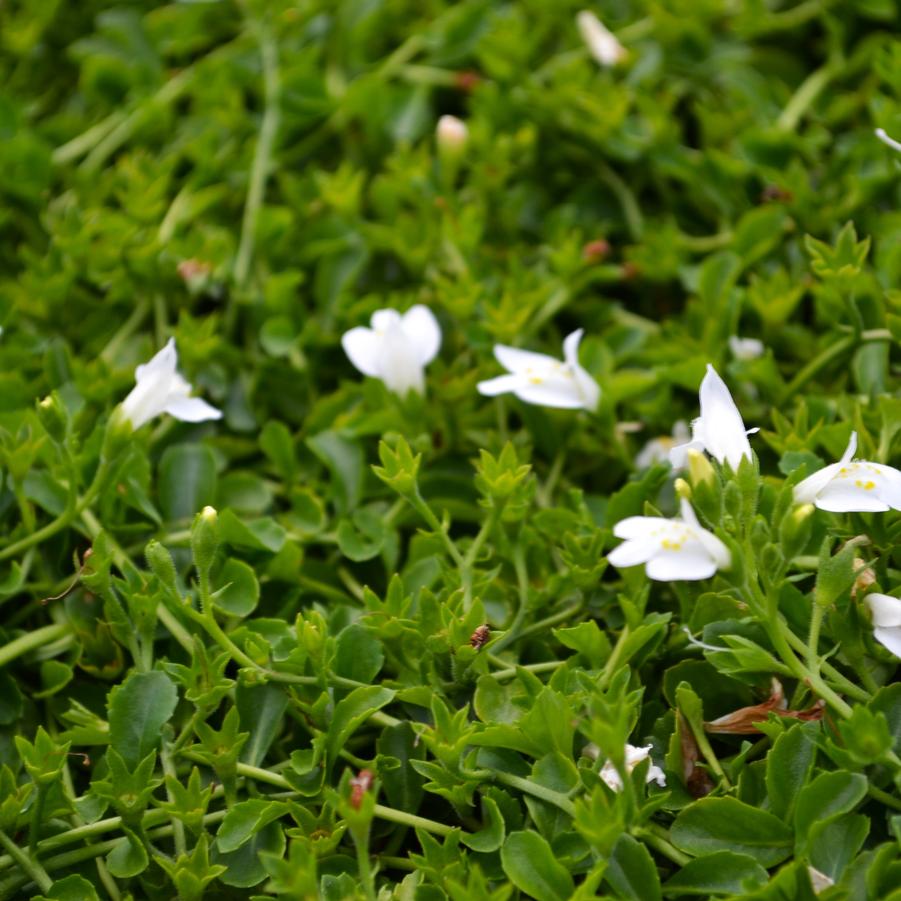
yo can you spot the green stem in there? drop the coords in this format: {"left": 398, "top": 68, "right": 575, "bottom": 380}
{"left": 232, "top": 18, "right": 281, "bottom": 291}
{"left": 806, "top": 603, "right": 826, "bottom": 675}
{"left": 868, "top": 784, "right": 901, "bottom": 812}
{"left": 28, "top": 785, "right": 47, "bottom": 855}
{"left": 52, "top": 111, "right": 126, "bottom": 165}
{"left": 159, "top": 741, "right": 186, "bottom": 858}
{"left": 489, "top": 544, "right": 530, "bottom": 656}
{"left": 489, "top": 660, "right": 565, "bottom": 682}
{"left": 0, "top": 622, "right": 69, "bottom": 668}
{"left": 782, "top": 628, "right": 870, "bottom": 701}
{"left": 778, "top": 335, "right": 854, "bottom": 405}
{"left": 0, "top": 830, "right": 51, "bottom": 893}
{"left": 634, "top": 824, "right": 691, "bottom": 867}
{"left": 777, "top": 62, "right": 835, "bottom": 132}
{"left": 351, "top": 829, "right": 376, "bottom": 901}
{"left": 408, "top": 489, "right": 465, "bottom": 569}
{"left": 100, "top": 298, "right": 151, "bottom": 364}
{"left": 598, "top": 162, "right": 643, "bottom": 241}
{"left": 491, "top": 771, "right": 576, "bottom": 817}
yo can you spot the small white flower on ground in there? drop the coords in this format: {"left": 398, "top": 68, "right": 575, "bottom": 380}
{"left": 670, "top": 364, "right": 756, "bottom": 470}
{"left": 341, "top": 306, "right": 442, "bottom": 397}
{"left": 477, "top": 329, "right": 600, "bottom": 411}
{"left": 865, "top": 593, "right": 901, "bottom": 657}
{"left": 592, "top": 743, "right": 666, "bottom": 792}
{"left": 793, "top": 432, "right": 901, "bottom": 513}
{"left": 121, "top": 338, "right": 222, "bottom": 430}
{"left": 728, "top": 335, "right": 764, "bottom": 361}
{"left": 608, "top": 498, "right": 730, "bottom": 581}
{"left": 436, "top": 115, "right": 468, "bottom": 153}
{"left": 875, "top": 128, "right": 901, "bottom": 153}
{"left": 636, "top": 420, "right": 691, "bottom": 470}
{"left": 576, "top": 10, "right": 627, "bottom": 67}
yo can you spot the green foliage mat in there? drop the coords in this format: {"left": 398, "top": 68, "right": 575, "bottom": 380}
{"left": 1, "top": 1, "right": 901, "bottom": 899}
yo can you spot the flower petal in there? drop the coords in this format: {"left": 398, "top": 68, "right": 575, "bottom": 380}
{"left": 607, "top": 537, "right": 659, "bottom": 568}
{"left": 866, "top": 593, "right": 901, "bottom": 628}
{"left": 341, "top": 327, "right": 382, "bottom": 377}
{"left": 794, "top": 432, "right": 857, "bottom": 504}
{"left": 669, "top": 438, "right": 705, "bottom": 469}
{"left": 493, "top": 344, "right": 560, "bottom": 376}
{"left": 164, "top": 396, "right": 223, "bottom": 422}
{"left": 379, "top": 325, "right": 426, "bottom": 395}
{"left": 134, "top": 337, "right": 177, "bottom": 383}
{"left": 370, "top": 309, "right": 401, "bottom": 332}
{"left": 696, "top": 364, "right": 752, "bottom": 469}
{"left": 645, "top": 544, "right": 717, "bottom": 581}
{"left": 873, "top": 626, "right": 901, "bottom": 657}
{"left": 401, "top": 305, "right": 442, "bottom": 364}
{"left": 477, "top": 374, "right": 528, "bottom": 397}
{"left": 513, "top": 377, "right": 586, "bottom": 409}
{"left": 812, "top": 482, "right": 891, "bottom": 513}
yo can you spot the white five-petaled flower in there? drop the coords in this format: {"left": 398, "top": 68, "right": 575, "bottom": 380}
{"left": 865, "top": 594, "right": 901, "bottom": 658}
{"left": 608, "top": 498, "right": 730, "bottom": 581}
{"left": 341, "top": 305, "right": 442, "bottom": 397}
{"left": 576, "top": 10, "right": 627, "bottom": 67}
{"left": 670, "top": 364, "right": 756, "bottom": 471}
{"left": 477, "top": 329, "right": 600, "bottom": 411}
{"left": 120, "top": 338, "right": 222, "bottom": 431}
{"left": 728, "top": 335, "right": 764, "bottom": 362}
{"left": 636, "top": 420, "right": 691, "bottom": 470}
{"left": 793, "top": 432, "right": 901, "bottom": 513}
{"left": 584, "top": 743, "right": 666, "bottom": 792}
{"left": 875, "top": 128, "right": 901, "bottom": 153}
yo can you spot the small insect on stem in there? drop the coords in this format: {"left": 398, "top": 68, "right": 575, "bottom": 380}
{"left": 470, "top": 624, "right": 491, "bottom": 650}
{"left": 350, "top": 769, "right": 374, "bottom": 810}
{"left": 41, "top": 547, "right": 93, "bottom": 605}
{"left": 68, "top": 752, "right": 91, "bottom": 767}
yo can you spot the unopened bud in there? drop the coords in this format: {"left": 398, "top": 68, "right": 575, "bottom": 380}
{"left": 687, "top": 449, "right": 716, "bottom": 488}
{"left": 779, "top": 503, "right": 814, "bottom": 560}
{"left": 191, "top": 506, "right": 220, "bottom": 580}
{"left": 436, "top": 115, "right": 468, "bottom": 155}
{"left": 145, "top": 540, "right": 179, "bottom": 598}
{"left": 576, "top": 10, "right": 627, "bottom": 67}
{"left": 674, "top": 478, "right": 692, "bottom": 500}
{"left": 36, "top": 394, "right": 68, "bottom": 444}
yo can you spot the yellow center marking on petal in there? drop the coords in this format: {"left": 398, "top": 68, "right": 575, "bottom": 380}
{"left": 854, "top": 479, "right": 876, "bottom": 490}
{"left": 529, "top": 377, "right": 543, "bottom": 384}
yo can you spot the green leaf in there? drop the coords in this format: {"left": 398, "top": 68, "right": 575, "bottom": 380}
{"left": 107, "top": 671, "right": 177, "bottom": 768}
{"left": 158, "top": 443, "right": 217, "bottom": 521}
{"left": 808, "top": 813, "right": 869, "bottom": 881}
{"left": 794, "top": 771, "right": 868, "bottom": 843}
{"left": 606, "top": 834, "right": 662, "bottom": 901}
{"left": 336, "top": 507, "right": 386, "bottom": 561}
{"left": 215, "top": 820, "right": 285, "bottom": 887}
{"left": 214, "top": 557, "right": 260, "bottom": 617}
{"left": 500, "top": 831, "right": 575, "bottom": 901}
{"left": 218, "top": 509, "right": 286, "bottom": 553}
{"left": 325, "top": 686, "right": 395, "bottom": 770}
{"left": 671, "top": 797, "right": 793, "bottom": 867}
{"left": 106, "top": 826, "right": 149, "bottom": 878}
{"left": 334, "top": 623, "right": 384, "bottom": 684}
{"left": 216, "top": 799, "right": 289, "bottom": 853}
{"left": 662, "top": 851, "right": 768, "bottom": 896}
{"left": 461, "top": 795, "right": 506, "bottom": 853}
{"left": 0, "top": 671, "right": 23, "bottom": 724}
{"left": 765, "top": 722, "right": 817, "bottom": 822}
{"left": 237, "top": 682, "right": 288, "bottom": 767}
{"left": 307, "top": 430, "right": 363, "bottom": 515}
{"left": 39, "top": 875, "right": 101, "bottom": 901}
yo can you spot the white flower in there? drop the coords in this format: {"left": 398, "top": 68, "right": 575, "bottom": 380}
{"left": 670, "top": 364, "right": 756, "bottom": 471}
{"left": 121, "top": 338, "right": 222, "bottom": 431}
{"left": 477, "top": 329, "right": 600, "bottom": 411}
{"left": 728, "top": 335, "right": 764, "bottom": 362}
{"left": 576, "top": 10, "right": 627, "bottom": 67}
{"left": 590, "top": 743, "right": 666, "bottom": 792}
{"left": 875, "top": 128, "right": 901, "bottom": 153}
{"left": 608, "top": 499, "right": 730, "bottom": 581}
{"left": 436, "top": 115, "right": 468, "bottom": 153}
{"left": 793, "top": 432, "right": 901, "bottom": 513}
{"left": 636, "top": 420, "right": 691, "bottom": 470}
{"left": 808, "top": 866, "right": 834, "bottom": 895}
{"left": 865, "top": 593, "right": 901, "bottom": 657}
{"left": 341, "top": 305, "right": 442, "bottom": 397}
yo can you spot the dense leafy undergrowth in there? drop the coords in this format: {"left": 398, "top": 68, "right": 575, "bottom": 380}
{"left": 2, "top": 1, "right": 901, "bottom": 899}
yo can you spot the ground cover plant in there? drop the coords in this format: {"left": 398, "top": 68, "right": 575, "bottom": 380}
{"left": 1, "top": 0, "right": 901, "bottom": 898}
